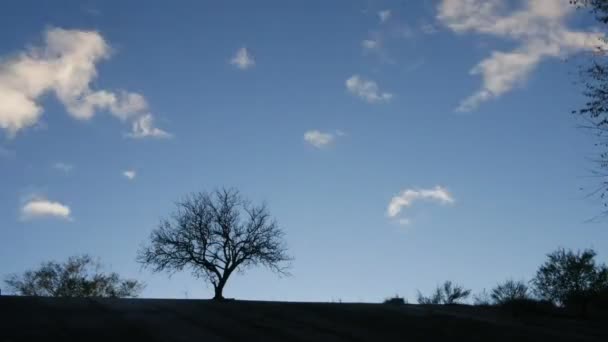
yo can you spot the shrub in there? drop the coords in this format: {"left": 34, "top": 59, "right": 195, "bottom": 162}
{"left": 491, "top": 279, "right": 530, "bottom": 304}
{"left": 473, "top": 289, "right": 492, "bottom": 306}
{"left": 417, "top": 281, "right": 471, "bottom": 305}
{"left": 383, "top": 295, "right": 406, "bottom": 305}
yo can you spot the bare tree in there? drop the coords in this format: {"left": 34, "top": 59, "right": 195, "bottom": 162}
{"left": 137, "top": 188, "right": 291, "bottom": 300}
{"left": 4, "top": 255, "right": 143, "bottom": 297}
{"left": 570, "top": 0, "right": 608, "bottom": 214}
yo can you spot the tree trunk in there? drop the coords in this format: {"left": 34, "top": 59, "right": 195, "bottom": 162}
{"left": 213, "top": 280, "right": 226, "bottom": 300}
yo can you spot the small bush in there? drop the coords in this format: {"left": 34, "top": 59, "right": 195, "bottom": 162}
{"left": 383, "top": 295, "right": 406, "bottom": 305}
{"left": 417, "top": 281, "right": 471, "bottom": 305}
{"left": 491, "top": 279, "right": 530, "bottom": 304}
{"left": 473, "top": 289, "right": 492, "bottom": 306}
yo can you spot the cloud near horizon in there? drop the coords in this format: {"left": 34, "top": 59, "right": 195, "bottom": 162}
{"left": 21, "top": 198, "right": 71, "bottom": 220}
{"left": 437, "top": 0, "right": 606, "bottom": 111}
{"left": 0, "top": 27, "right": 170, "bottom": 138}
{"left": 387, "top": 186, "right": 454, "bottom": 225}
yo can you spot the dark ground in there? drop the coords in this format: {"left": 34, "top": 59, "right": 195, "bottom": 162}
{"left": 1, "top": 296, "right": 607, "bottom": 341}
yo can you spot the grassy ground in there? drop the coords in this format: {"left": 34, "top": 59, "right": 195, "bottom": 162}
{"left": 1, "top": 296, "right": 607, "bottom": 341}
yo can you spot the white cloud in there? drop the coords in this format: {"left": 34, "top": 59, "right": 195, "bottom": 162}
{"left": 362, "top": 39, "right": 380, "bottom": 50}
{"left": 379, "top": 10, "right": 391, "bottom": 23}
{"left": 304, "top": 130, "right": 337, "bottom": 148}
{"left": 52, "top": 162, "right": 73, "bottom": 172}
{"left": 437, "top": 0, "right": 607, "bottom": 111}
{"left": 0, "top": 27, "right": 169, "bottom": 137}
{"left": 387, "top": 186, "right": 454, "bottom": 223}
{"left": 123, "top": 170, "right": 136, "bottom": 180}
{"left": 346, "top": 75, "right": 393, "bottom": 103}
{"left": 230, "top": 47, "right": 255, "bottom": 70}
{"left": 127, "top": 114, "right": 171, "bottom": 139}
{"left": 21, "top": 198, "right": 71, "bottom": 220}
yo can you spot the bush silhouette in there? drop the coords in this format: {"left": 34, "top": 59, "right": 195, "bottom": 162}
{"left": 383, "top": 295, "right": 406, "bottom": 305}
{"left": 491, "top": 279, "right": 530, "bottom": 304}
{"left": 4, "top": 255, "right": 143, "bottom": 298}
{"left": 417, "top": 281, "right": 471, "bottom": 305}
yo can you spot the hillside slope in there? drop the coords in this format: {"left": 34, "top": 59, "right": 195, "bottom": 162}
{"left": 1, "top": 296, "right": 607, "bottom": 341}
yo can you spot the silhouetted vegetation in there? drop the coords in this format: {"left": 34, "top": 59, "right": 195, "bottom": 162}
{"left": 491, "top": 279, "right": 530, "bottom": 304}
{"left": 472, "top": 289, "right": 492, "bottom": 305}
{"left": 572, "top": 0, "right": 608, "bottom": 24}
{"left": 4, "top": 255, "right": 143, "bottom": 297}
{"left": 532, "top": 248, "right": 608, "bottom": 317}
{"left": 383, "top": 295, "right": 406, "bottom": 305}
{"left": 570, "top": 0, "right": 608, "bottom": 213}
{"left": 137, "top": 188, "right": 292, "bottom": 300}
{"left": 417, "top": 281, "right": 471, "bottom": 305}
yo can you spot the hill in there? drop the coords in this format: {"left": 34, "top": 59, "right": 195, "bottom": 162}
{"left": 1, "top": 296, "right": 607, "bottom": 341}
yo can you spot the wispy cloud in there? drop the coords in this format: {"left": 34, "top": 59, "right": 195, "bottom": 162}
{"left": 346, "top": 75, "right": 392, "bottom": 103}
{"left": 437, "top": 0, "right": 606, "bottom": 111}
{"left": 123, "top": 170, "right": 136, "bottom": 180}
{"left": 362, "top": 39, "right": 381, "bottom": 50}
{"left": 304, "top": 129, "right": 344, "bottom": 148}
{"left": 127, "top": 114, "right": 171, "bottom": 139}
{"left": 21, "top": 197, "right": 71, "bottom": 221}
{"left": 378, "top": 10, "right": 391, "bottom": 23}
{"left": 420, "top": 22, "right": 439, "bottom": 34}
{"left": 52, "top": 162, "right": 74, "bottom": 172}
{"left": 230, "top": 47, "right": 255, "bottom": 70}
{"left": 0, "top": 27, "right": 169, "bottom": 138}
{"left": 387, "top": 186, "right": 454, "bottom": 225}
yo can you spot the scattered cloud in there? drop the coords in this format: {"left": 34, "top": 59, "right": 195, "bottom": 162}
{"left": 362, "top": 39, "right": 380, "bottom": 50}
{"left": 346, "top": 75, "right": 393, "bottom": 103}
{"left": 437, "top": 0, "right": 606, "bottom": 111}
{"left": 304, "top": 130, "right": 344, "bottom": 148}
{"left": 230, "top": 47, "right": 255, "bottom": 70}
{"left": 21, "top": 197, "right": 71, "bottom": 221}
{"left": 127, "top": 114, "right": 171, "bottom": 139}
{"left": 420, "top": 22, "right": 439, "bottom": 34}
{"left": 0, "top": 27, "right": 169, "bottom": 138}
{"left": 123, "top": 170, "right": 136, "bottom": 180}
{"left": 387, "top": 186, "right": 454, "bottom": 224}
{"left": 378, "top": 10, "right": 391, "bottom": 23}
{"left": 52, "top": 162, "right": 73, "bottom": 172}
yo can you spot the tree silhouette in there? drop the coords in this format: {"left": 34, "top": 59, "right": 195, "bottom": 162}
{"left": 532, "top": 248, "right": 608, "bottom": 316}
{"left": 4, "top": 255, "right": 143, "bottom": 297}
{"left": 137, "top": 188, "right": 291, "bottom": 300}
{"left": 570, "top": 0, "right": 608, "bottom": 214}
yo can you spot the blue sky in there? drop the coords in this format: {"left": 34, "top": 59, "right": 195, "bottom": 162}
{"left": 1, "top": 0, "right": 608, "bottom": 302}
